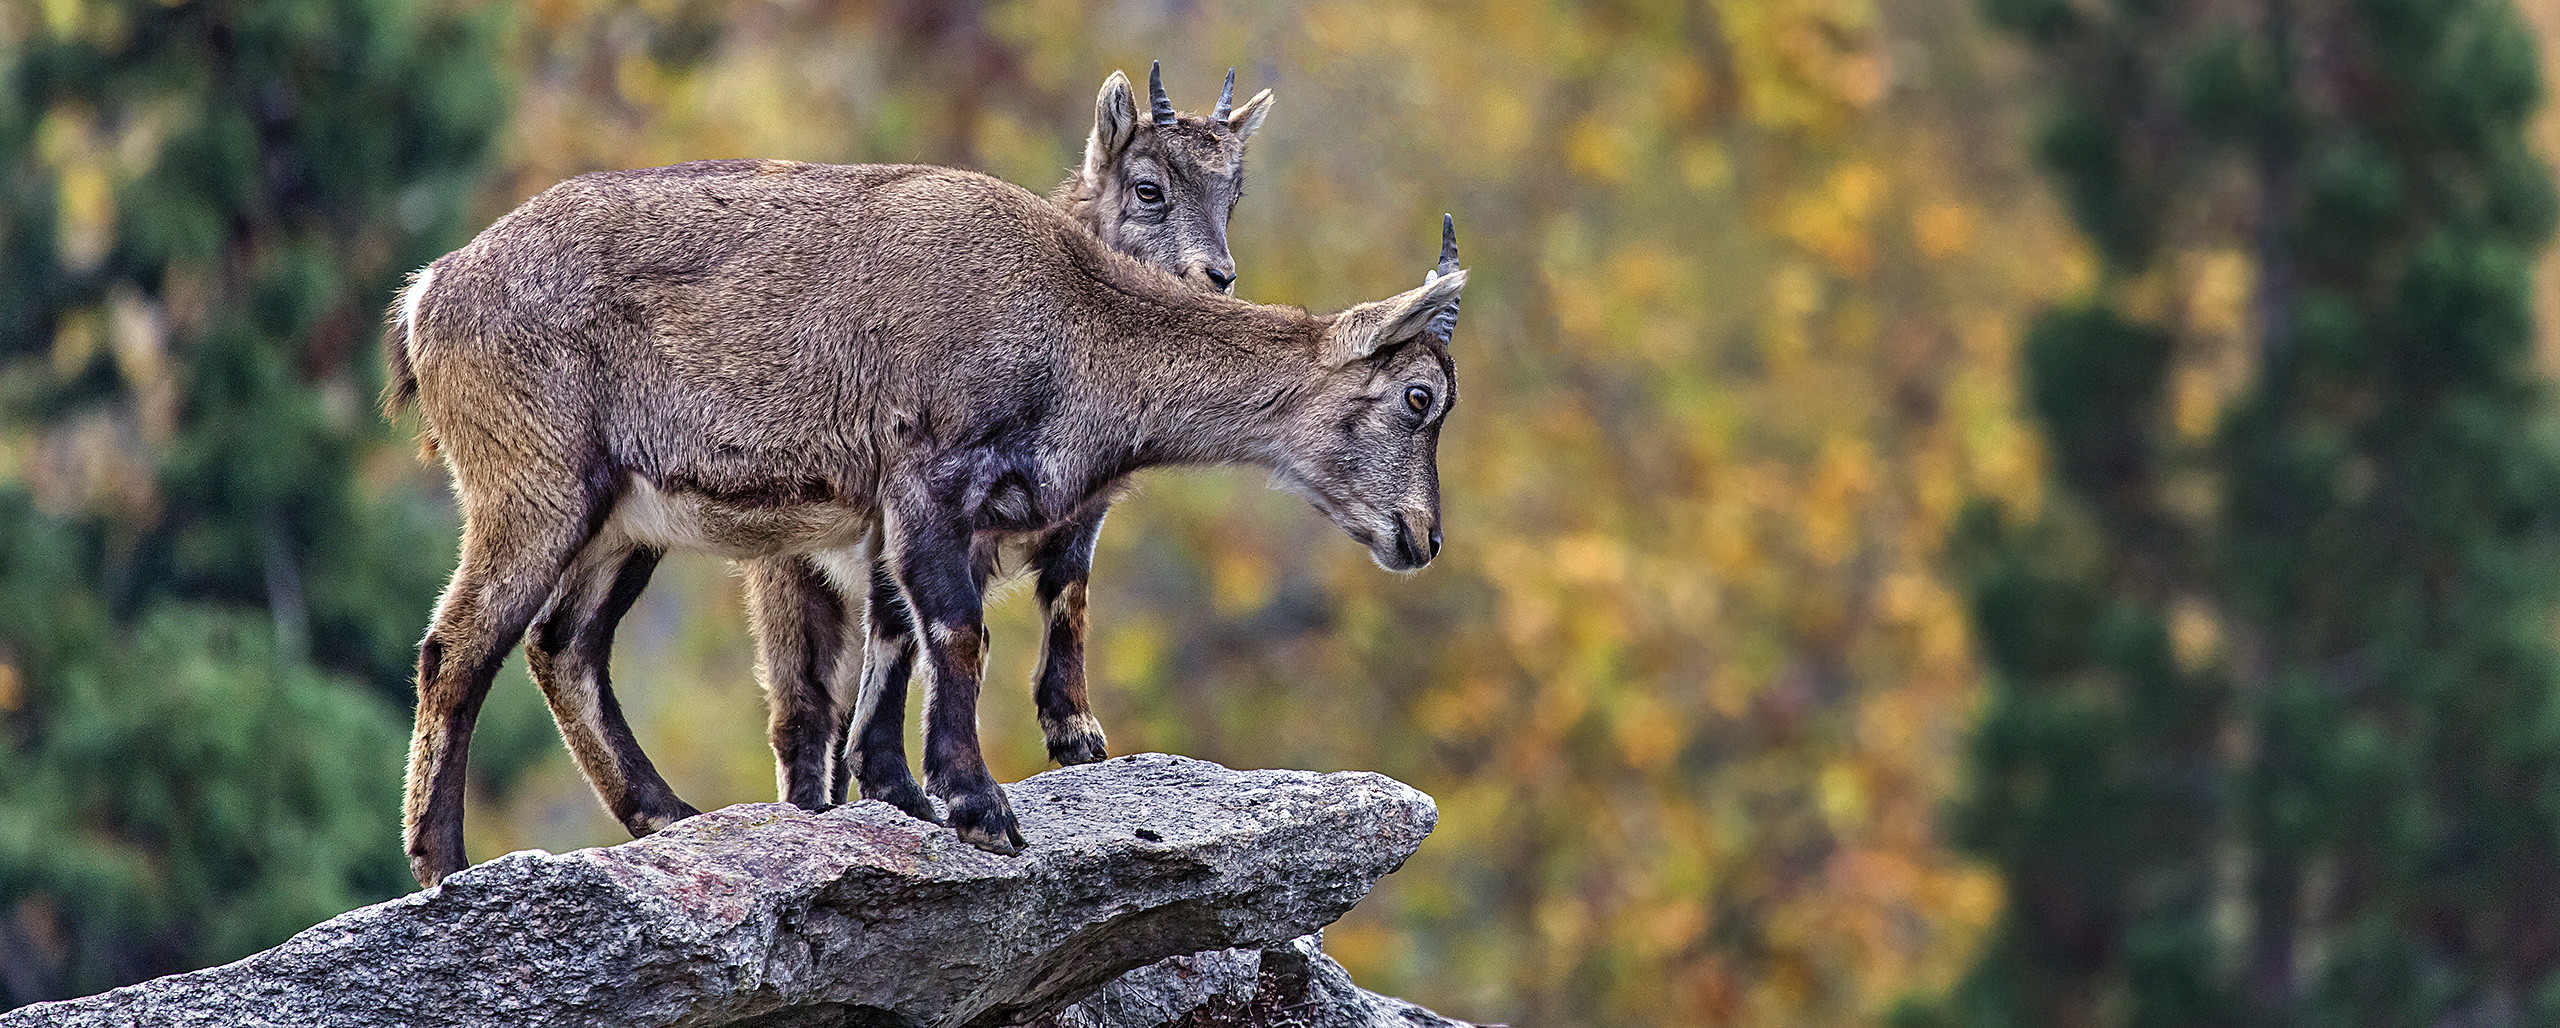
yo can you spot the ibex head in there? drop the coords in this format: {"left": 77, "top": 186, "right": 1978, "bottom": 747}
{"left": 1280, "top": 218, "right": 1469, "bottom": 573}
{"left": 1074, "top": 61, "right": 1272, "bottom": 293}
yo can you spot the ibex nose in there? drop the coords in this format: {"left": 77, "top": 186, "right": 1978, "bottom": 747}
{"left": 1205, "top": 265, "right": 1235, "bottom": 293}
{"left": 1390, "top": 516, "right": 1441, "bottom": 568}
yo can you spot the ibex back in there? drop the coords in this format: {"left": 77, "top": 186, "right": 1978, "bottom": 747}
{"left": 386, "top": 159, "right": 1466, "bottom": 887}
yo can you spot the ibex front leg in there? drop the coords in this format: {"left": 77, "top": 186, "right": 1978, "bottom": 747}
{"left": 1027, "top": 512, "right": 1109, "bottom": 765}
{"left": 884, "top": 504, "right": 1024, "bottom": 854}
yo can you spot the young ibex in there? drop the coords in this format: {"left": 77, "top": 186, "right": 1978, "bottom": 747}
{"left": 1054, "top": 62, "right": 1270, "bottom": 291}
{"left": 384, "top": 156, "right": 1466, "bottom": 886}
{"left": 805, "top": 64, "right": 1273, "bottom": 810}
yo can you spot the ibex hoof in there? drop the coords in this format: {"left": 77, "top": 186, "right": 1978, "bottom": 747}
{"left": 1047, "top": 732, "right": 1108, "bottom": 766}
{"left": 865, "top": 779, "right": 940, "bottom": 825}
{"left": 625, "top": 800, "right": 705, "bottom": 838}
{"left": 409, "top": 822, "right": 469, "bottom": 889}
{"left": 948, "top": 789, "right": 1026, "bottom": 855}
{"left": 1042, "top": 712, "right": 1108, "bottom": 766}
{"left": 410, "top": 853, "right": 462, "bottom": 891}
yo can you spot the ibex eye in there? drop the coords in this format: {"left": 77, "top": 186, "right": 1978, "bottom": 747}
{"left": 1405, "top": 385, "right": 1433, "bottom": 416}
{"left": 1133, "top": 182, "right": 1164, "bottom": 204}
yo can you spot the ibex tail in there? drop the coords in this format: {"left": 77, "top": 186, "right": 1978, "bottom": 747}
{"left": 381, "top": 266, "right": 438, "bottom": 459}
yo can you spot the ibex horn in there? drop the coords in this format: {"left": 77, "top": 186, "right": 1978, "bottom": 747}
{"left": 1213, "top": 68, "right": 1236, "bottom": 121}
{"left": 1437, "top": 213, "right": 1461, "bottom": 278}
{"left": 1426, "top": 214, "right": 1463, "bottom": 344}
{"left": 1149, "top": 61, "right": 1177, "bottom": 128}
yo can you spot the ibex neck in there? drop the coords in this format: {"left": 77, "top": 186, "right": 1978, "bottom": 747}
{"left": 1081, "top": 297, "right": 1319, "bottom": 471}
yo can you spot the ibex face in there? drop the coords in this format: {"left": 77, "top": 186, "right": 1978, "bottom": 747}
{"left": 1281, "top": 266, "right": 1468, "bottom": 573}
{"left": 1071, "top": 63, "right": 1271, "bottom": 293}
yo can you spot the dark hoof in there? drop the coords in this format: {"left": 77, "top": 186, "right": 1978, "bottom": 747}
{"left": 625, "top": 801, "right": 704, "bottom": 838}
{"left": 866, "top": 778, "right": 940, "bottom": 824}
{"left": 409, "top": 818, "right": 469, "bottom": 888}
{"left": 947, "top": 787, "right": 1026, "bottom": 855}
{"left": 410, "top": 853, "right": 461, "bottom": 890}
{"left": 1047, "top": 732, "right": 1108, "bottom": 767}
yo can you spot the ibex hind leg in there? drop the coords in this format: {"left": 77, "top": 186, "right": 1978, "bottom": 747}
{"left": 742, "top": 552, "right": 870, "bottom": 812}
{"left": 525, "top": 542, "right": 700, "bottom": 838}
{"left": 1028, "top": 513, "right": 1108, "bottom": 766}
{"left": 404, "top": 508, "right": 599, "bottom": 888}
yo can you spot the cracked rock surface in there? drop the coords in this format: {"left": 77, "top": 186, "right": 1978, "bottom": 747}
{"left": 3, "top": 755, "right": 1448, "bottom": 1028}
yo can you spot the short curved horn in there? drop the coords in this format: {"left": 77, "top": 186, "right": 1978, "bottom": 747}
{"left": 1213, "top": 68, "right": 1236, "bottom": 121}
{"left": 1149, "top": 61, "right": 1177, "bottom": 127}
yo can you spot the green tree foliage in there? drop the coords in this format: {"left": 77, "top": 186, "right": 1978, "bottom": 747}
{"left": 0, "top": 501, "right": 411, "bottom": 1000}
{"left": 1929, "top": 0, "right": 2560, "bottom": 1024}
{"left": 0, "top": 0, "right": 504, "bottom": 1004}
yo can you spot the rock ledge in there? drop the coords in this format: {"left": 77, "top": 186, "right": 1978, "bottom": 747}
{"left": 3, "top": 754, "right": 1457, "bottom": 1028}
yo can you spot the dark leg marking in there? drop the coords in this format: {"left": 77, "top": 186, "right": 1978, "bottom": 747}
{"left": 768, "top": 554, "right": 849, "bottom": 811}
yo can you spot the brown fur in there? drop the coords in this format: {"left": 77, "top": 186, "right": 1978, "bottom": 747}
{"left": 386, "top": 156, "right": 1464, "bottom": 886}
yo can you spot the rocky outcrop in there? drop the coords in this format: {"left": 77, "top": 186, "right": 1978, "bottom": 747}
{"left": 3, "top": 754, "right": 1466, "bottom": 1028}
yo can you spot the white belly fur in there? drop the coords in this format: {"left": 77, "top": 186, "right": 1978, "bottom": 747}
{"left": 606, "top": 475, "right": 873, "bottom": 558}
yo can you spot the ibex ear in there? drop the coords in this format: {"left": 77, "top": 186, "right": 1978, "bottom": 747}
{"left": 1329, "top": 270, "right": 1467, "bottom": 367}
{"left": 1083, "top": 70, "right": 1139, "bottom": 179}
{"left": 1227, "top": 89, "right": 1274, "bottom": 142}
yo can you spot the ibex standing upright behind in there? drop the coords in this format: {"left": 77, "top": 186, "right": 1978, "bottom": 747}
{"left": 384, "top": 155, "right": 1466, "bottom": 886}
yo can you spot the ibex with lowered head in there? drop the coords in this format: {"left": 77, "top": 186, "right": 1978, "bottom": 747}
{"left": 384, "top": 157, "right": 1465, "bottom": 886}
{"left": 756, "top": 64, "right": 1272, "bottom": 814}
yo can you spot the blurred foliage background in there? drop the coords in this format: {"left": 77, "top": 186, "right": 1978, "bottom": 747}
{"left": 3, "top": 0, "right": 2558, "bottom": 1025}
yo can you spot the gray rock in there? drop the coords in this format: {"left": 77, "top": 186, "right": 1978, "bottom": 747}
{"left": 3, "top": 755, "right": 1436, "bottom": 1028}
{"left": 1021, "top": 934, "right": 1484, "bottom": 1028}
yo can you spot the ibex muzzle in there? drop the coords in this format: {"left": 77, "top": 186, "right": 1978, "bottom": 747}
{"left": 384, "top": 160, "right": 1465, "bottom": 886}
